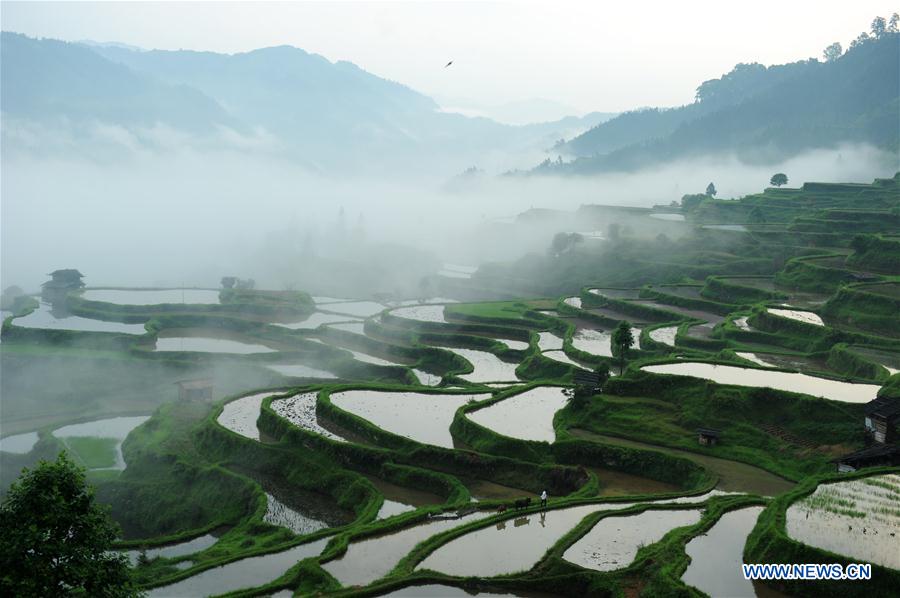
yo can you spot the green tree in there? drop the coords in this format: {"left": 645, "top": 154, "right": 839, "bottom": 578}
{"left": 889, "top": 13, "right": 899, "bottom": 33}
{"left": 822, "top": 42, "right": 842, "bottom": 62}
{"left": 871, "top": 16, "right": 887, "bottom": 38}
{"left": 0, "top": 453, "right": 138, "bottom": 597}
{"left": 769, "top": 173, "right": 788, "bottom": 187}
{"left": 681, "top": 193, "right": 706, "bottom": 213}
{"left": 611, "top": 321, "right": 635, "bottom": 374}
{"left": 850, "top": 32, "right": 871, "bottom": 49}
{"left": 705, "top": 182, "right": 717, "bottom": 197}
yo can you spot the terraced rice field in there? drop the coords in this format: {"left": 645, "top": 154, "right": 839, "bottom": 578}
{"left": 466, "top": 386, "right": 567, "bottom": 443}
{"left": 562, "top": 508, "right": 702, "bottom": 571}
{"left": 330, "top": 390, "right": 488, "bottom": 448}
{"left": 642, "top": 362, "right": 879, "bottom": 403}
{"left": 271, "top": 392, "right": 347, "bottom": 442}
{"left": 80, "top": 288, "right": 221, "bottom": 305}
{"left": 786, "top": 474, "right": 900, "bottom": 569}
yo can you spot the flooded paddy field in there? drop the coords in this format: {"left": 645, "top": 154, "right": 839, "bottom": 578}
{"left": 445, "top": 348, "right": 520, "bottom": 383}
{"left": 0, "top": 431, "right": 39, "bottom": 454}
{"left": 322, "top": 510, "right": 492, "bottom": 587}
{"left": 330, "top": 390, "right": 488, "bottom": 448}
{"left": 275, "top": 312, "right": 361, "bottom": 330}
{"left": 146, "top": 537, "right": 329, "bottom": 597}
{"left": 631, "top": 301, "right": 724, "bottom": 326}
{"left": 347, "top": 349, "right": 408, "bottom": 367}
{"left": 390, "top": 304, "right": 449, "bottom": 323}
{"left": 648, "top": 213, "right": 686, "bottom": 222}
{"left": 237, "top": 468, "right": 353, "bottom": 535}
{"left": 767, "top": 308, "right": 824, "bottom": 326}
{"left": 571, "top": 326, "right": 642, "bottom": 357}
{"left": 266, "top": 363, "right": 338, "bottom": 379}
{"left": 466, "top": 386, "right": 567, "bottom": 443}
{"left": 588, "top": 288, "right": 641, "bottom": 300}
{"left": 642, "top": 362, "right": 880, "bottom": 403}
{"left": 123, "top": 532, "right": 221, "bottom": 565}
{"left": 537, "top": 332, "right": 564, "bottom": 351}
{"left": 217, "top": 391, "right": 280, "bottom": 441}
{"left": 563, "top": 297, "right": 582, "bottom": 309}
{"left": 571, "top": 429, "right": 794, "bottom": 497}
{"left": 734, "top": 352, "right": 832, "bottom": 375}
{"left": 418, "top": 504, "right": 603, "bottom": 577}
{"left": 80, "top": 288, "right": 221, "bottom": 305}
{"left": 328, "top": 321, "right": 367, "bottom": 335}
{"left": 271, "top": 392, "right": 347, "bottom": 442}
{"left": 785, "top": 474, "right": 900, "bottom": 569}
{"left": 412, "top": 369, "right": 442, "bottom": 386}
{"left": 542, "top": 350, "right": 585, "bottom": 368}
{"left": 562, "top": 508, "right": 702, "bottom": 571}
{"left": 681, "top": 506, "right": 764, "bottom": 597}
{"left": 648, "top": 326, "right": 678, "bottom": 347}
{"left": 154, "top": 333, "right": 277, "bottom": 354}
{"left": 585, "top": 306, "right": 650, "bottom": 325}
{"left": 12, "top": 302, "right": 148, "bottom": 335}
{"left": 53, "top": 415, "right": 150, "bottom": 469}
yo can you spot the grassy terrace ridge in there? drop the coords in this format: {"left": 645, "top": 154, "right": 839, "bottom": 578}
{"left": 3, "top": 173, "right": 899, "bottom": 595}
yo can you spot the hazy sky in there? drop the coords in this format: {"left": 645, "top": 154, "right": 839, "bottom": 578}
{"left": 2, "top": 1, "right": 897, "bottom": 113}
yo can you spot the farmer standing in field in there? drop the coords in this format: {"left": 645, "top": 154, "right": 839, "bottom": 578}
{"left": 540, "top": 489, "right": 548, "bottom": 508}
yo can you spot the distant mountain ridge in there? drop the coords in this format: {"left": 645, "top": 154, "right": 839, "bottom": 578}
{"left": 543, "top": 33, "right": 900, "bottom": 174}
{"left": 0, "top": 32, "right": 608, "bottom": 175}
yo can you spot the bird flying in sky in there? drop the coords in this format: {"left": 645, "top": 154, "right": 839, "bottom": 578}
{"left": 445, "top": 60, "right": 453, "bottom": 68}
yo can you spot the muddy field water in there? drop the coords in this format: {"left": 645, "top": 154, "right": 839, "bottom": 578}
{"left": 590, "top": 466, "right": 680, "bottom": 497}
{"left": 785, "top": 474, "right": 900, "bottom": 569}
{"left": 146, "top": 538, "right": 329, "bottom": 597}
{"left": 80, "top": 288, "right": 221, "bottom": 305}
{"left": 270, "top": 392, "right": 347, "bottom": 442}
{"left": 562, "top": 508, "right": 702, "bottom": 571}
{"left": 330, "top": 390, "right": 489, "bottom": 448}
{"left": 642, "top": 362, "right": 880, "bottom": 403}
{"left": 571, "top": 429, "right": 794, "bottom": 497}
{"left": 681, "top": 506, "right": 765, "bottom": 597}
{"left": 322, "top": 511, "right": 492, "bottom": 588}
{"left": 466, "top": 386, "right": 567, "bottom": 443}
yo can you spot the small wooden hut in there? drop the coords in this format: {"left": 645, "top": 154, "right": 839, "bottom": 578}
{"left": 696, "top": 427, "right": 721, "bottom": 446}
